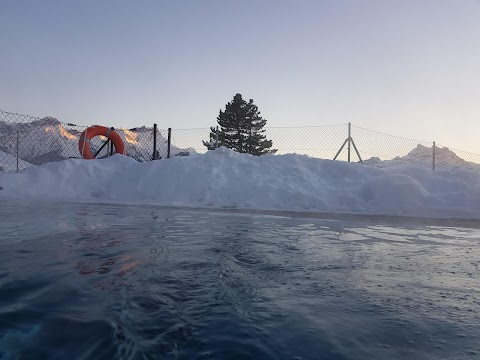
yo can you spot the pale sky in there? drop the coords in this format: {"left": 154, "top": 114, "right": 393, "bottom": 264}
{"left": 1, "top": 0, "right": 479, "bottom": 152}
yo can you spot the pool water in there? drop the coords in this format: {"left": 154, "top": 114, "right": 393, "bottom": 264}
{"left": 0, "top": 201, "right": 479, "bottom": 359}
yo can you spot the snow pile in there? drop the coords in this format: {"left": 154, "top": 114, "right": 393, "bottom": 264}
{"left": 1, "top": 147, "right": 480, "bottom": 219}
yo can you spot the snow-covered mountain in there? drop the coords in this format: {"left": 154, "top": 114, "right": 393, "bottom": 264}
{"left": 364, "top": 144, "right": 479, "bottom": 171}
{"left": 0, "top": 117, "right": 195, "bottom": 171}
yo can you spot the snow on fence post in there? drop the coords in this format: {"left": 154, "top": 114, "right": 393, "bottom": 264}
{"left": 215, "top": 126, "right": 219, "bottom": 149}
{"left": 16, "top": 130, "right": 19, "bottom": 173}
{"left": 348, "top": 122, "right": 351, "bottom": 162}
{"left": 153, "top": 123, "right": 157, "bottom": 160}
{"left": 433, "top": 141, "right": 436, "bottom": 171}
{"left": 167, "top": 128, "right": 171, "bottom": 159}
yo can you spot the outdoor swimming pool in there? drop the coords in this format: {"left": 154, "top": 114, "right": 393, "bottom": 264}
{"left": 0, "top": 201, "right": 479, "bottom": 359}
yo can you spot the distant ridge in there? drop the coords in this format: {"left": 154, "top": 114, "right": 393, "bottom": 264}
{"left": 364, "top": 144, "right": 478, "bottom": 171}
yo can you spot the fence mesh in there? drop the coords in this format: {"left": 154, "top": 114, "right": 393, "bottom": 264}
{"left": 169, "top": 125, "right": 349, "bottom": 159}
{"left": 264, "top": 125, "right": 348, "bottom": 160}
{"left": 351, "top": 125, "right": 435, "bottom": 167}
{"left": 434, "top": 144, "right": 480, "bottom": 172}
{"left": 2, "top": 109, "right": 480, "bottom": 174}
{"left": 0, "top": 110, "right": 166, "bottom": 173}
{"left": 170, "top": 128, "right": 212, "bottom": 155}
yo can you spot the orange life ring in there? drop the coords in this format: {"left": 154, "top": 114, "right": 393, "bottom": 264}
{"left": 78, "top": 125, "right": 126, "bottom": 160}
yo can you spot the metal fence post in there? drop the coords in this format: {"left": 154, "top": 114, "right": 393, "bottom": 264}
{"left": 433, "top": 141, "right": 436, "bottom": 171}
{"left": 110, "top": 127, "right": 114, "bottom": 156}
{"left": 167, "top": 128, "right": 171, "bottom": 159}
{"left": 348, "top": 122, "right": 351, "bottom": 162}
{"left": 16, "top": 130, "right": 19, "bottom": 173}
{"left": 153, "top": 123, "right": 157, "bottom": 160}
{"left": 215, "top": 126, "right": 219, "bottom": 149}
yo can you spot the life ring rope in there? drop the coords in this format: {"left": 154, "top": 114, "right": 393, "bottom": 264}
{"left": 78, "top": 125, "right": 126, "bottom": 160}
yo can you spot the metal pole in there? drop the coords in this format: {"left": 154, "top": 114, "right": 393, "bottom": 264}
{"left": 215, "top": 126, "right": 219, "bottom": 149}
{"left": 333, "top": 138, "right": 349, "bottom": 161}
{"left": 153, "top": 123, "right": 157, "bottom": 160}
{"left": 110, "top": 127, "right": 114, "bottom": 156}
{"left": 350, "top": 138, "right": 363, "bottom": 164}
{"left": 167, "top": 128, "right": 171, "bottom": 159}
{"left": 16, "top": 131, "right": 19, "bottom": 173}
{"left": 433, "top": 141, "right": 436, "bottom": 171}
{"left": 347, "top": 122, "right": 351, "bottom": 162}
{"left": 93, "top": 139, "right": 110, "bottom": 158}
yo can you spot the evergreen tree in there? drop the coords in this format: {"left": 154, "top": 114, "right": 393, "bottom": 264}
{"left": 203, "top": 93, "right": 276, "bottom": 155}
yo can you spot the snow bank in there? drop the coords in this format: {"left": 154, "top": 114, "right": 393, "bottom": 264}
{"left": 1, "top": 147, "right": 480, "bottom": 219}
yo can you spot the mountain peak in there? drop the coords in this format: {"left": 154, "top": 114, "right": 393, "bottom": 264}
{"left": 36, "top": 116, "right": 60, "bottom": 126}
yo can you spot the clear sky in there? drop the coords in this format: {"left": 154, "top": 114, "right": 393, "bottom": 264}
{"left": 1, "top": 0, "right": 479, "bottom": 152}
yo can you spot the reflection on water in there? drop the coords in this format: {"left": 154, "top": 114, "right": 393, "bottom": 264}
{"left": 0, "top": 201, "right": 479, "bottom": 359}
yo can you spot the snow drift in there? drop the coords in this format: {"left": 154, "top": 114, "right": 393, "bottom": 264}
{"left": 1, "top": 147, "right": 480, "bottom": 219}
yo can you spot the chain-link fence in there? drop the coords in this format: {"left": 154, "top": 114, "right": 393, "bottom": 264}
{"left": 168, "top": 123, "right": 480, "bottom": 172}
{"left": 2, "top": 109, "right": 480, "bottom": 173}
{"left": 0, "top": 110, "right": 171, "bottom": 173}
{"left": 349, "top": 124, "right": 480, "bottom": 171}
{"left": 261, "top": 125, "right": 349, "bottom": 159}
{"left": 434, "top": 144, "right": 480, "bottom": 172}
{"left": 351, "top": 125, "right": 435, "bottom": 167}
{"left": 169, "top": 128, "right": 212, "bottom": 155}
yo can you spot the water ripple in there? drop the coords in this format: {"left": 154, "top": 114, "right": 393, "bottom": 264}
{"left": 0, "top": 201, "right": 479, "bottom": 359}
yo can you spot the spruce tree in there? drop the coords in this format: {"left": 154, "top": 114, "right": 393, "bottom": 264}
{"left": 203, "top": 93, "right": 276, "bottom": 155}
